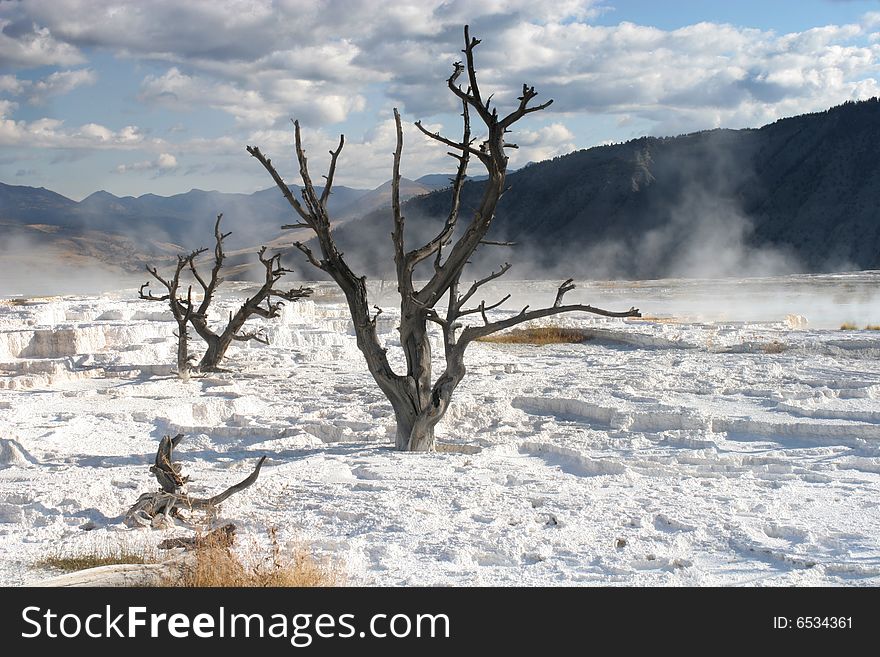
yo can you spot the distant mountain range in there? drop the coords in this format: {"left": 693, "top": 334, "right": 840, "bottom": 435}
{"left": 0, "top": 174, "right": 447, "bottom": 277}
{"left": 3, "top": 98, "right": 880, "bottom": 283}
{"left": 328, "top": 98, "right": 880, "bottom": 280}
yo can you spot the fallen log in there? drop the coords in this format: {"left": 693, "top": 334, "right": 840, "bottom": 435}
{"left": 158, "top": 523, "right": 237, "bottom": 550}
{"left": 124, "top": 434, "right": 265, "bottom": 528}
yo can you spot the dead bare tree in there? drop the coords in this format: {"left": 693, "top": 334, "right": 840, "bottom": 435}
{"left": 187, "top": 214, "right": 313, "bottom": 371}
{"left": 124, "top": 433, "right": 266, "bottom": 528}
{"left": 140, "top": 214, "right": 313, "bottom": 374}
{"left": 139, "top": 253, "right": 201, "bottom": 378}
{"left": 248, "top": 26, "right": 640, "bottom": 452}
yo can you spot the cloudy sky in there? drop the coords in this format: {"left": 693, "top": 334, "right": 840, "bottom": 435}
{"left": 1, "top": 0, "right": 879, "bottom": 200}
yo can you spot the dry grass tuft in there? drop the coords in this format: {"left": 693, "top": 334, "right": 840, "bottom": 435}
{"left": 626, "top": 315, "right": 681, "bottom": 324}
{"left": 477, "top": 327, "right": 592, "bottom": 345}
{"left": 35, "top": 546, "right": 150, "bottom": 572}
{"left": 840, "top": 322, "right": 858, "bottom": 330}
{"left": 761, "top": 340, "right": 787, "bottom": 354}
{"left": 34, "top": 526, "right": 338, "bottom": 586}
{"left": 865, "top": 325, "right": 880, "bottom": 331}
{"left": 165, "top": 526, "right": 339, "bottom": 587}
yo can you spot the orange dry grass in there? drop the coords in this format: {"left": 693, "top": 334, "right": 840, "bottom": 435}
{"left": 477, "top": 327, "right": 591, "bottom": 345}
{"left": 626, "top": 315, "right": 681, "bottom": 324}
{"left": 36, "top": 549, "right": 150, "bottom": 572}
{"left": 164, "top": 527, "right": 339, "bottom": 587}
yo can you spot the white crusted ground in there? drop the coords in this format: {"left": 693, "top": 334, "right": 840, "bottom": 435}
{"left": 1, "top": 273, "right": 880, "bottom": 586}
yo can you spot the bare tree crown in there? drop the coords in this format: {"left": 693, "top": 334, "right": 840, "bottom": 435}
{"left": 248, "top": 26, "right": 639, "bottom": 451}
{"left": 140, "top": 214, "right": 313, "bottom": 374}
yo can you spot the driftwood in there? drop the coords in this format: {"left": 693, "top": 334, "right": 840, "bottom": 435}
{"left": 124, "top": 434, "right": 266, "bottom": 528}
{"left": 30, "top": 561, "right": 188, "bottom": 587}
{"left": 158, "top": 523, "right": 237, "bottom": 550}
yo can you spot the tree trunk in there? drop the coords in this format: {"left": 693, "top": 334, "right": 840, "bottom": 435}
{"left": 176, "top": 320, "right": 190, "bottom": 378}
{"left": 393, "top": 405, "right": 440, "bottom": 452}
{"left": 197, "top": 333, "right": 232, "bottom": 372}
{"left": 394, "top": 316, "right": 439, "bottom": 451}
{"left": 389, "top": 320, "right": 467, "bottom": 452}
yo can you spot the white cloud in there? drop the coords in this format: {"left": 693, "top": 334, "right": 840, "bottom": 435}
{"left": 0, "top": 100, "right": 155, "bottom": 150}
{"left": 157, "top": 152, "right": 177, "bottom": 168}
{"left": 28, "top": 68, "right": 96, "bottom": 103}
{"left": 0, "top": 18, "right": 84, "bottom": 68}
{"left": 0, "top": 69, "right": 97, "bottom": 104}
{"left": 245, "top": 116, "right": 454, "bottom": 189}
{"left": 138, "top": 63, "right": 368, "bottom": 127}
{"left": 508, "top": 123, "right": 577, "bottom": 165}
{"left": 115, "top": 152, "right": 178, "bottom": 174}
{"left": 138, "top": 67, "right": 280, "bottom": 127}
{"left": 4, "top": 0, "right": 880, "bottom": 192}
{"left": 0, "top": 98, "right": 18, "bottom": 117}
{"left": 0, "top": 74, "right": 25, "bottom": 95}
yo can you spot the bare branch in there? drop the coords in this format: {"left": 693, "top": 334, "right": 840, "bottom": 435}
{"left": 414, "top": 120, "right": 484, "bottom": 161}
{"left": 138, "top": 281, "right": 169, "bottom": 302}
{"left": 319, "top": 135, "right": 345, "bottom": 207}
{"left": 460, "top": 280, "right": 641, "bottom": 344}
{"left": 479, "top": 240, "right": 516, "bottom": 247}
{"left": 455, "top": 262, "right": 512, "bottom": 313}
{"left": 554, "top": 278, "right": 576, "bottom": 307}
{"left": 149, "top": 433, "right": 188, "bottom": 493}
{"left": 498, "top": 83, "right": 554, "bottom": 130}
{"left": 246, "top": 145, "right": 312, "bottom": 224}
{"left": 293, "top": 119, "right": 323, "bottom": 220}
{"left": 293, "top": 241, "right": 324, "bottom": 270}
{"left": 459, "top": 293, "right": 511, "bottom": 317}
{"left": 233, "top": 329, "right": 270, "bottom": 345}
{"left": 424, "top": 306, "right": 449, "bottom": 328}
{"left": 190, "top": 456, "right": 266, "bottom": 509}
{"left": 145, "top": 265, "right": 173, "bottom": 292}
{"left": 391, "top": 108, "right": 406, "bottom": 279}
{"left": 185, "top": 247, "right": 210, "bottom": 294}
{"left": 458, "top": 25, "right": 491, "bottom": 123}
{"left": 189, "top": 215, "right": 228, "bottom": 319}
{"left": 272, "top": 285, "right": 314, "bottom": 302}
{"left": 407, "top": 99, "right": 472, "bottom": 272}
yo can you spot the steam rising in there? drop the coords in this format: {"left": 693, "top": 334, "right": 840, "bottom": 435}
{"left": 0, "top": 234, "right": 142, "bottom": 296}
{"left": 564, "top": 190, "right": 803, "bottom": 281}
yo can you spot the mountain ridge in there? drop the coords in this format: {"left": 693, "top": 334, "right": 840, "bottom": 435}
{"left": 3, "top": 98, "right": 880, "bottom": 282}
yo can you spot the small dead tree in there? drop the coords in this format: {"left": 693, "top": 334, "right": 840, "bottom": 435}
{"left": 139, "top": 254, "right": 199, "bottom": 378}
{"left": 187, "top": 214, "right": 313, "bottom": 371}
{"left": 124, "top": 433, "right": 265, "bottom": 528}
{"left": 140, "top": 214, "right": 313, "bottom": 374}
{"left": 248, "top": 26, "right": 640, "bottom": 452}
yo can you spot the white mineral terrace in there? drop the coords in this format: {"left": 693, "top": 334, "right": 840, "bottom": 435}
{"left": 1, "top": 274, "right": 880, "bottom": 585}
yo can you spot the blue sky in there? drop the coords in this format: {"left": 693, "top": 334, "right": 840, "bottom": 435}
{"left": 1, "top": 0, "right": 879, "bottom": 200}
